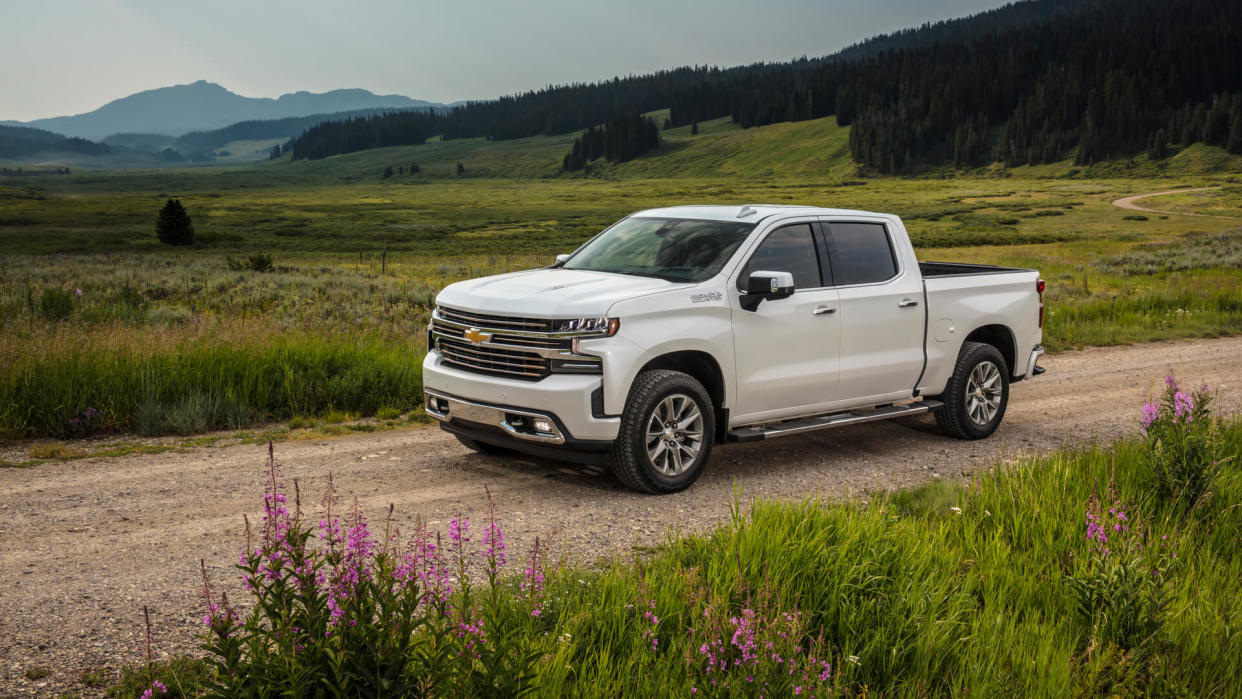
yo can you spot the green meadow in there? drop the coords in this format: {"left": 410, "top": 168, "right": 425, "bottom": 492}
{"left": 2, "top": 115, "right": 1241, "bottom": 439}
{"left": 118, "top": 407, "right": 1242, "bottom": 697}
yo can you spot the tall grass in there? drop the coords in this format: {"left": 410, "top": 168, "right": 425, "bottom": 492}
{"left": 127, "top": 408, "right": 1241, "bottom": 696}
{"left": 0, "top": 326, "right": 421, "bottom": 439}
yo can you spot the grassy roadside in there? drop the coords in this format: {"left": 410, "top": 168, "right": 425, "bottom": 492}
{"left": 110, "top": 388, "right": 1239, "bottom": 696}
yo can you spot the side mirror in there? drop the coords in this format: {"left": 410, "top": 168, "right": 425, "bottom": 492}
{"left": 740, "top": 270, "right": 795, "bottom": 311}
{"left": 555, "top": 254, "right": 571, "bottom": 265}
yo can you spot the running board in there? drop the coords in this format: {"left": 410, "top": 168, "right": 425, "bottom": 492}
{"left": 727, "top": 400, "right": 943, "bottom": 443}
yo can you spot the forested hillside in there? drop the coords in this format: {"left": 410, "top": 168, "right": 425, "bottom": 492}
{"left": 287, "top": 0, "right": 1241, "bottom": 172}
{"left": 0, "top": 125, "right": 109, "bottom": 159}
{"left": 173, "top": 107, "right": 433, "bottom": 154}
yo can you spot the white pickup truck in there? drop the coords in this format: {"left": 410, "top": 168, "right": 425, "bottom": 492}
{"left": 423, "top": 205, "right": 1045, "bottom": 493}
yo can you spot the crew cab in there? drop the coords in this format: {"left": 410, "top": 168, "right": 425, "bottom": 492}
{"left": 423, "top": 205, "right": 1045, "bottom": 493}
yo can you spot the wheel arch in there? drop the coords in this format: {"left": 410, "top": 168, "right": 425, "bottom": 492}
{"left": 963, "top": 324, "right": 1017, "bottom": 375}
{"left": 639, "top": 350, "right": 728, "bottom": 442}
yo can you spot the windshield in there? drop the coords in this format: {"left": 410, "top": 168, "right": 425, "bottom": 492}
{"left": 562, "top": 217, "right": 755, "bottom": 283}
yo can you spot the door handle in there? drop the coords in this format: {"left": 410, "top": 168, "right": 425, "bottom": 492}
{"left": 898, "top": 298, "right": 919, "bottom": 308}
{"left": 812, "top": 306, "right": 837, "bottom": 315}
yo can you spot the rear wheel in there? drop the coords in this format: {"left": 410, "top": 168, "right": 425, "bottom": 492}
{"left": 455, "top": 434, "right": 515, "bottom": 456}
{"left": 610, "top": 369, "right": 715, "bottom": 494}
{"left": 934, "top": 341, "right": 1009, "bottom": 440}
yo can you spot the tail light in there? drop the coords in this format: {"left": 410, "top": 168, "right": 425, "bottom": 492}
{"left": 1036, "top": 278, "right": 1045, "bottom": 328}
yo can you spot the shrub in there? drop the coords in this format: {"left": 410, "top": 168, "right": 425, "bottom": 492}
{"left": 1139, "top": 375, "right": 1226, "bottom": 507}
{"left": 155, "top": 199, "right": 195, "bottom": 246}
{"left": 39, "top": 287, "right": 74, "bottom": 321}
{"left": 227, "top": 254, "right": 274, "bottom": 272}
{"left": 376, "top": 406, "right": 402, "bottom": 420}
{"left": 1122, "top": 214, "right": 1149, "bottom": 221}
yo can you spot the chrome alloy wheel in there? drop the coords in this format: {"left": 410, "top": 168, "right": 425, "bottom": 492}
{"left": 644, "top": 393, "right": 704, "bottom": 476}
{"left": 965, "top": 360, "right": 1003, "bottom": 426}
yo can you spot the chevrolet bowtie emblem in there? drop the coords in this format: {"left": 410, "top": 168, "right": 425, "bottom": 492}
{"left": 463, "top": 327, "right": 492, "bottom": 344}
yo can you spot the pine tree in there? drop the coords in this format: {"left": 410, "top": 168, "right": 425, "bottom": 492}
{"left": 155, "top": 199, "right": 194, "bottom": 246}
{"left": 382, "top": 165, "right": 394, "bottom": 179}
{"left": 456, "top": 162, "right": 465, "bottom": 175}
{"left": 1228, "top": 113, "right": 1242, "bottom": 155}
{"left": 691, "top": 121, "right": 699, "bottom": 135}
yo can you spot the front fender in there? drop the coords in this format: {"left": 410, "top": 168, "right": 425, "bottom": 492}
{"left": 577, "top": 288, "right": 735, "bottom": 415}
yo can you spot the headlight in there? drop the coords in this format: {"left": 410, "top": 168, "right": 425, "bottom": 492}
{"left": 552, "top": 317, "right": 620, "bottom": 337}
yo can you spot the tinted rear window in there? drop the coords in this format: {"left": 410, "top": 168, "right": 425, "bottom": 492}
{"left": 825, "top": 222, "right": 897, "bottom": 285}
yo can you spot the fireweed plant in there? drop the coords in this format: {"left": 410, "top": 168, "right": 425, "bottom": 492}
{"left": 1066, "top": 477, "right": 1175, "bottom": 658}
{"left": 197, "top": 444, "right": 541, "bottom": 696}
{"left": 1139, "top": 375, "right": 1228, "bottom": 507}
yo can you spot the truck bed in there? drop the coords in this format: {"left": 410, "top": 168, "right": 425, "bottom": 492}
{"left": 918, "top": 261, "right": 1033, "bottom": 278}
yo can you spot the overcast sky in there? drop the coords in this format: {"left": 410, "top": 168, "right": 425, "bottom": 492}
{"left": 2, "top": 0, "right": 1011, "bottom": 122}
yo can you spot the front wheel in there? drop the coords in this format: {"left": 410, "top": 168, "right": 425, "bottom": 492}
{"left": 610, "top": 369, "right": 715, "bottom": 494}
{"left": 933, "top": 341, "right": 1009, "bottom": 440}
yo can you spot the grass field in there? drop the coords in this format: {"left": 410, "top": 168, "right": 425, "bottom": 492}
{"left": 2, "top": 116, "right": 1241, "bottom": 439}
{"left": 116, "top": 399, "right": 1242, "bottom": 696}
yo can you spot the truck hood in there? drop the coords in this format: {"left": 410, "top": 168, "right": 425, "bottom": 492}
{"left": 436, "top": 268, "right": 686, "bottom": 318}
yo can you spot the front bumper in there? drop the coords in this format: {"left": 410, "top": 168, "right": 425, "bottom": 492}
{"left": 422, "top": 350, "right": 622, "bottom": 442}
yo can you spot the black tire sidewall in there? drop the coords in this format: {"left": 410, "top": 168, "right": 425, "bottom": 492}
{"left": 614, "top": 370, "right": 715, "bottom": 493}
{"left": 953, "top": 344, "right": 1009, "bottom": 439}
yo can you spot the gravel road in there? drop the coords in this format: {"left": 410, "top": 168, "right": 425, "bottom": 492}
{"left": 1111, "top": 187, "right": 1227, "bottom": 217}
{"left": 2, "top": 336, "right": 1240, "bottom": 696}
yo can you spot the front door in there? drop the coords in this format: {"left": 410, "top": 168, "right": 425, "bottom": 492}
{"left": 730, "top": 222, "right": 841, "bottom": 423}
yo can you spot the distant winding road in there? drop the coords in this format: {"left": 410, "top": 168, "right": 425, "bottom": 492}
{"left": 1112, "top": 186, "right": 1229, "bottom": 217}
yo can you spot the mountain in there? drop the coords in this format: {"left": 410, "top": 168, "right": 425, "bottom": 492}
{"left": 3, "top": 81, "right": 444, "bottom": 141}
{"left": 0, "top": 125, "right": 109, "bottom": 159}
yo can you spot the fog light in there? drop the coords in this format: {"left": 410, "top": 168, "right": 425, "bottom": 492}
{"left": 533, "top": 419, "right": 553, "bottom": 434}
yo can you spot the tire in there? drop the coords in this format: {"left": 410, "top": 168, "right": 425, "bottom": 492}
{"left": 933, "top": 341, "right": 1010, "bottom": 440}
{"left": 455, "top": 434, "right": 515, "bottom": 456}
{"left": 610, "top": 369, "right": 715, "bottom": 494}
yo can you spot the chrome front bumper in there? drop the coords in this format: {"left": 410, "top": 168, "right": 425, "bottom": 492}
{"left": 425, "top": 389, "right": 566, "bottom": 444}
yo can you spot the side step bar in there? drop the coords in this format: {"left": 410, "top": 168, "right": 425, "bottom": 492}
{"left": 727, "top": 400, "right": 943, "bottom": 443}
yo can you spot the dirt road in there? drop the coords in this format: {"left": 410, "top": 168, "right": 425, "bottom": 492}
{"left": 1112, "top": 186, "right": 1226, "bottom": 217}
{"left": 2, "top": 336, "right": 1240, "bottom": 695}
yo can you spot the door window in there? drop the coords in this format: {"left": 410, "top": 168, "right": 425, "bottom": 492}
{"left": 737, "top": 223, "right": 822, "bottom": 291}
{"left": 824, "top": 222, "right": 898, "bottom": 286}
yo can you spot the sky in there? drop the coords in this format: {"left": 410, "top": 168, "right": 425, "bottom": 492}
{"left": 1, "top": 0, "right": 1012, "bottom": 122}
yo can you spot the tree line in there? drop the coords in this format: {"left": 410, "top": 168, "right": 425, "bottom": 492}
{"left": 561, "top": 114, "right": 660, "bottom": 171}
{"left": 285, "top": 0, "right": 1242, "bottom": 172}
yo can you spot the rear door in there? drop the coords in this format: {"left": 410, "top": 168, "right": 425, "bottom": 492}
{"left": 730, "top": 221, "right": 841, "bottom": 422}
{"left": 820, "top": 219, "right": 925, "bottom": 403}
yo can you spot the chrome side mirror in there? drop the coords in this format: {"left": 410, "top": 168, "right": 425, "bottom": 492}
{"left": 740, "top": 270, "right": 795, "bottom": 311}
{"left": 555, "top": 254, "right": 571, "bottom": 265}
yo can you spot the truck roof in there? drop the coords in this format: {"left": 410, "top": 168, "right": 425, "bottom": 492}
{"left": 631, "top": 204, "right": 894, "bottom": 223}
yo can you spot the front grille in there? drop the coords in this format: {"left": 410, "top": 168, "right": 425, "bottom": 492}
{"left": 436, "top": 307, "right": 554, "bottom": 333}
{"left": 437, "top": 338, "right": 550, "bottom": 379}
{"left": 432, "top": 306, "right": 577, "bottom": 381}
